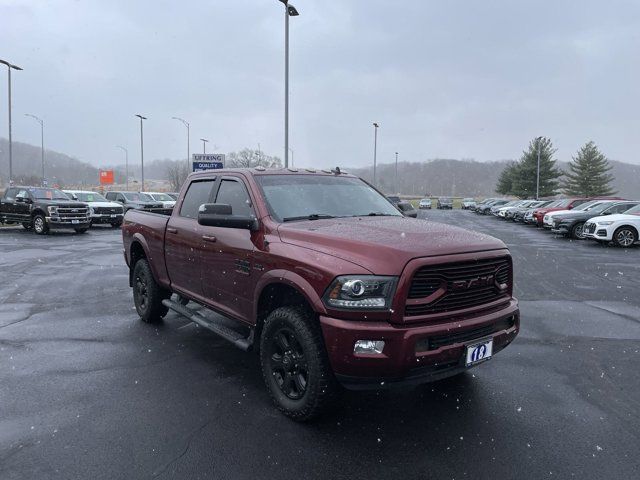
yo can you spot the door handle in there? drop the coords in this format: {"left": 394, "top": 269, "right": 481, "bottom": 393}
{"left": 202, "top": 235, "right": 217, "bottom": 243}
{"left": 167, "top": 227, "right": 178, "bottom": 234}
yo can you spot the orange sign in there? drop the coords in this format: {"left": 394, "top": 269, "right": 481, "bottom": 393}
{"left": 99, "top": 169, "right": 114, "bottom": 185}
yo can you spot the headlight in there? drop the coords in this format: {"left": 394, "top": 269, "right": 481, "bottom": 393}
{"left": 597, "top": 221, "right": 614, "bottom": 226}
{"left": 47, "top": 206, "right": 58, "bottom": 214}
{"left": 323, "top": 275, "right": 397, "bottom": 310}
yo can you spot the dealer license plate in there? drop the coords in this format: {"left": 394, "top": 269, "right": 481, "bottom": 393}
{"left": 465, "top": 338, "right": 493, "bottom": 366}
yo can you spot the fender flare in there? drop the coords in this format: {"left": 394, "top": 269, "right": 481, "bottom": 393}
{"left": 253, "top": 269, "right": 327, "bottom": 320}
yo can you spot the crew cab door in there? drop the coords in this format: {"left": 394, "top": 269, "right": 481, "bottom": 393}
{"left": 201, "top": 176, "right": 259, "bottom": 322}
{"left": 164, "top": 178, "right": 217, "bottom": 302}
{"left": 14, "top": 189, "right": 32, "bottom": 222}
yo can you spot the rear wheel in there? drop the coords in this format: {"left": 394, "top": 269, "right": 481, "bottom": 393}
{"left": 132, "top": 259, "right": 170, "bottom": 323}
{"left": 260, "top": 306, "right": 339, "bottom": 421}
{"left": 33, "top": 214, "right": 48, "bottom": 235}
{"left": 570, "top": 222, "right": 585, "bottom": 239}
{"left": 613, "top": 226, "right": 637, "bottom": 248}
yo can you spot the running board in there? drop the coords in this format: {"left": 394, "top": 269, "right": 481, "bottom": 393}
{"left": 162, "top": 299, "right": 254, "bottom": 351}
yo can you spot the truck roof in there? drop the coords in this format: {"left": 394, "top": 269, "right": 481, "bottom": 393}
{"left": 188, "top": 167, "right": 354, "bottom": 179}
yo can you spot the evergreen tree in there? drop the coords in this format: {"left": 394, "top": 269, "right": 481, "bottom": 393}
{"left": 563, "top": 141, "right": 616, "bottom": 196}
{"left": 495, "top": 161, "right": 518, "bottom": 195}
{"left": 510, "top": 137, "right": 563, "bottom": 198}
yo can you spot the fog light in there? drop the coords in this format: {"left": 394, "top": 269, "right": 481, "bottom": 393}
{"left": 354, "top": 340, "right": 385, "bottom": 354}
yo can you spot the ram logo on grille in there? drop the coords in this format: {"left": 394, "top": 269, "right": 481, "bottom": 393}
{"left": 451, "top": 274, "right": 495, "bottom": 291}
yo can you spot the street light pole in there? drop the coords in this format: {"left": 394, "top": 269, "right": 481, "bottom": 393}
{"left": 116, "top": 145, "right": 129, "bottom": 190}
{"left": 135, "top": 115, "right": 147, "bottom": 191}
{"left": 395, "top": 151, "right": 399, "bottom": 194}
{"left": 25, "top": 114, "right": 44, "bottom": 185}
{"left": 288, "top": 147, "right": 294, "bottom": 167}
{"left": 278, "top": 0, "right": 299, "bottom": 168}
{"left": 372, "top": 122, "right": 379, "bottom": 186}
{"left": 172, "top": 117, "right": 190, "bottom": 171}
{"left": 536, "top": 136, "right": 543, "bottom": 200}
{"left": 200, "top": 138, "right": 209, "bottom": 154}
{"left": 1, "top": 59, "right": 23, "bottom": 185}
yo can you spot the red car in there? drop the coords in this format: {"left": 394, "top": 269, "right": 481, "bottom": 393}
{"left": 532, "top": 197, "right": 623, "bottom": 227}
{"left": 122, "top": 169, "right": 519, "bottom": 420}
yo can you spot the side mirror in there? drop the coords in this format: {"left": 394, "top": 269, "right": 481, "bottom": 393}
{"left": 198, "top": 203, "right": 258, "bottom": 231}
{"left": 71, "top": 194, "right": 78, "bottom": 201}
{"left": 15, "top": 197, "right": 24, "bottom": 203}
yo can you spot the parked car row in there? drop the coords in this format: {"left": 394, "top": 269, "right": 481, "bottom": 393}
{"left": 471, "top": 197, "right": 640, "bottom": 248}
{"left": 417, "top": 197, "right": 477, "bottom": 210}
{"left": 0, "top": 186, "right": 176, "bottom": 234}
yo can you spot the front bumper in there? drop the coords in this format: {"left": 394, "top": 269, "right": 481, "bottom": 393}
{"left": 46, "top": 216, "right": 91, "bottom": 230}
{"left": 550, "top": 224, "right": 570, "bottom": 235}
{"left": 91, "top": 214, "right": 124, "bottom": 224}
{"left": 583, "top": 225, "right": 613, "bottom": 241}
{"left": 320, "top": 299, "right": 519, "bottom": 390}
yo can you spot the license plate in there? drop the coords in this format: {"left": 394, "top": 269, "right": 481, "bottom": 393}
{"left": 111, "top": 214, "right": 117, "bottom": 217}
{"left": 72, "top": 219, "right": 79, "bottom": 224}
{"left": 465, "top": 338, "right": 493, "bottom": 366}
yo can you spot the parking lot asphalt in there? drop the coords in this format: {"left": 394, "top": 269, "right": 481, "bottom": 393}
{"left": 1, "top": 211, "right": 639, "bottom": 480}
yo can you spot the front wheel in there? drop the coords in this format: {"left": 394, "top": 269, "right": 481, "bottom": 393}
{"left": 132, "top": 259, "right": 170, "bottom": 323}
{"left": 570, "top": 222, "right": 585, "bottom": 239}
{"left": 613, "top": 227, "right": 638, "bottom": 248}
{"left": 260, "top": 306, "right": 339, "bottom": 421}
{"left": 75, "top": 228, "right": 88, "bottom": 234}
{"left": 33, "top": 214, "right": 48, "bottom": 235}
{"left": 22, "top": 222, "right": 32, "bottom": 230}
{"left": 111, "top": 222, "right": 122, "bottom": 228}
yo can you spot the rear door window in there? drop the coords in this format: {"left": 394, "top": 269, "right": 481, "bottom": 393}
{"left": 180, "top": 180, "right": 216, "bottom": 219}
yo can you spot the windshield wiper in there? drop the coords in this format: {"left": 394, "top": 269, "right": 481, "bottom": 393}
{"left": 366, "top": 212, "right": 395, "bottom": 216}
{"left": 282, "top": 213, "right": 336, "bottom": 222}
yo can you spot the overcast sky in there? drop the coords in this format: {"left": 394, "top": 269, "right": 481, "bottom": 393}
{"left": 1, "top": 0, "right": 639, "bottom": 169}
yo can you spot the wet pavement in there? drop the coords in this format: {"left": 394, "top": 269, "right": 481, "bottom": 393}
{"left": 1, "top": 211, "right": 639, "bottom": 479}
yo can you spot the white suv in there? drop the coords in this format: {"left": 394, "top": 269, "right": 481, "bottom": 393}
{"left": 583, "top": 204, "right": 640, "bottom": 247}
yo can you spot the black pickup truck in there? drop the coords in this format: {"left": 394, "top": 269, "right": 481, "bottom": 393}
{"left": 0, "top": 186, "right": 90, "bottom": 234}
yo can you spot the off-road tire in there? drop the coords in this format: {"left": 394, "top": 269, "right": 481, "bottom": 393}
{"left": 613, "top": 226, "right": 638, "bottom": 248}
{"left": 132, "top": 259, "right": 170, "bottom": 323}
{"left": 260, "top": 306, "right": 339, "bottom": 421}
{"left": 33, "top": 214, "right": 48, "bottom": 235}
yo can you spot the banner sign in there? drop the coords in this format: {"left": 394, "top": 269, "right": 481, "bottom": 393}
{"left": 99, "top": 169, "right": 114, "bottom": 185}
{"left": 192, "top": 154, "right": 225, "bottom": 172}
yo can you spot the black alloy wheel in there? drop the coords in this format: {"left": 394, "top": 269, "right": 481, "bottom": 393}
{"left": 268, "top": 327, "right": 309, "bottom": 400}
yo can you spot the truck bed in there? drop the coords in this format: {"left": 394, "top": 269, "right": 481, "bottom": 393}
{"left": 122, "top": 209, "right": 171, "bottom": 289}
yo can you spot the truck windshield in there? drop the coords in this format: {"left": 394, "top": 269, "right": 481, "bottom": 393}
{"left": 256, "top": 175, "right": 402, "bottom": 222}
{"left": 123, "top": 192, "right": 153, "bottom": 202}
{"left": 150, "top": 193, "right": 174, "bottom": 201}
{"left": 28, "top": 188, "right": 70, "bottom": 200}
{"left": 73, "top": 192, "right": 108, "bottom": 202}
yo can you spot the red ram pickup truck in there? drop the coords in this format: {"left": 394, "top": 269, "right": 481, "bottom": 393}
{"left": 122, "top": 169, "right": 520, "bottom": 420}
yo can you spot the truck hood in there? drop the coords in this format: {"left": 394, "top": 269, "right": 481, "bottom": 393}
{"left": 37, "top": 199, "right": 87, "bottom": 208}
{"left": 277, "top": 216, "right": 506, "bottom": 275}
{"left": 86, "top": 201, "right": 123, "bottom": 208}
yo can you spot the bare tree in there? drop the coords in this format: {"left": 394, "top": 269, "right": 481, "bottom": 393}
{"left": 227, "top": 148, "right": 282, "bottom": 169}
{"left": 166, "top": 161, "right": 190, "bottom": 192}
